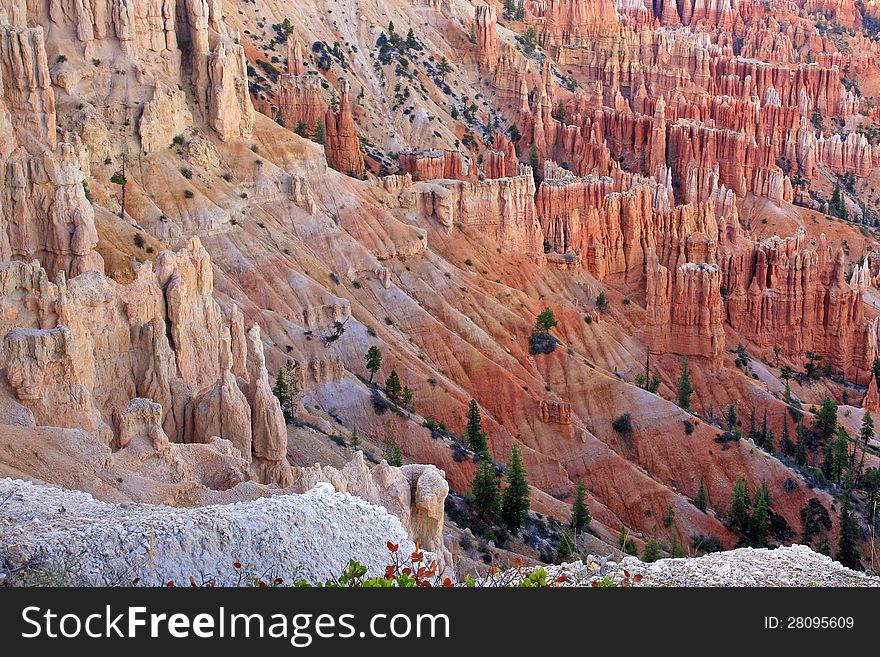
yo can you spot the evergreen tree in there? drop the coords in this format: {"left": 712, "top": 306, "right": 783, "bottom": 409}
{"left": 294, "top": 121, "right": 308, "bottom": 137}
{"left": 349, "top": 427, "right": 361, "bottom": 450}
{"left": 726, "top": 404, "right": 738, "bottom": 431}
{"left": 314, "top": 121, "right": 325, "bottom": 145}
{"left": 694, "top": 475, "right": 708, "bottom": 512}
{"left": 760, "top": 410, "right": 769, "bottom": 450}
{"left": 748, "top": 408, "right": 759, "bottom": 443}
{"left": 529, "top": 143, "right": 539, "bottom": 179}
{"left": 783, "top": 379, "right": 794, "bottom": 406}
{"left": 862, "top": 468, "right": 880, "bottom": 524}
{"left": 463, "top": 399, "right": 489, "bottom": 458}
{"left": 857, "top": 410, "right": 874, "bottom": 479}
{"left": 618, "top": 526, "right": 637, "bottom": 555}
{"left": 556, "top": 530, "right": 575, "bottom": 561}
{"left": 595, "top": 291, "right": 609, "bottom": 312}
{"left": 385, "top": 370, "right": 402, "bottom": 403}
{"left": 837, "top": 476, "right": 861, "bottom": 570}
{"left": 570, "top": 480, "right": 591, "bottom": 533}
{"left": 813, "top": 397, "right": 838, "bottom": 473}
{"left": 642, "top": 539, "right": 662, "bottom": 563}
{"left": 364, "top": 346, "right": 382, "bottom": 383}
{"left": 553, "top": 101, "right": 566, "bottom": 123}
{"left": 795, "top": 417, "right": 808, "bottom": 468}
{"left": 832, "top": 427, "right": 850, "bottom": 483}
{"left": 382, "top": 421, "right": 403, "bottom": 467}
{"left": 272, "top": 370, "right": 291, "bottom": 420}
{"left": 534, "top": 308, "right": 557, "bottom": 334}
{"left": 401, "top": 386, "right": 414, "bottom": 411}
{"left": 728, "top": 476, "right": 751, "bottom": 532}
{"left": 831, "top": 183, "right": 848, "bottom": 220}
{"left": 676, "top": 356, "right": 694, "bottom": 410}
{"left": 437, "top": 57, "right": 452, "bottom": 81}
{"left": 781, "top": 414, "right": 794, "bottom": 456}
{"left": 501, "top": 446, "right": 530, "bottom": 529}
{"left": 471, "top": 460, "right": 501, "bottom": 517}
{"left": 751, "top": 482, "right": 771, "bottom": 546}
{"left": 405, "top": 28, "right": 419, "bottom": 50}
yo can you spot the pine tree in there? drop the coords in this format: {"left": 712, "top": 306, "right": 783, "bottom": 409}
{"left": 463, "top": 399, "right": 489, "bottom": 458}
{"left": 595, "top": 291, "right": 609, "bottom": 312}
{"left": 795, "top": 417, "right": 808, "bottom": 467}
{"left": 836, "top": 476, "right": 861, "bottom": 570}
{"left": 760, "top": 409, "right": 769, "bottom": 450}
{"left": 748, "top": 408, "right": 759, "bottom": 443}
{"left": 857, "top": 410, "right": 874, "bottom": 479}
{"left": 728, "top": 476, "right": 751, "bottom": 532}
{"left": 694, "top": 475, "right": 708, "bottom": 512}
{"left": 501, "top": 446, "right": 530, "bottom": 529}
{"left": 832, "top": 427, "right": 850, "bottom": 483}
{"left": 438, "top": 57, "right": 452, "bottom": 81}
{"left": 781, "top": 414, "right": 794, "bottom": 456}
{"left": 534, "top": 308, "right": 557, "bottom": 334}
{"left": 529, "top": 143, "right": 539, "bottom": 178}
{"left": 813, "top": 397, "right": 838, "bottom": 473}
{"left": 314, "top": 121, "right": 325, "bottom": 145}
{"left": 831, "top": 183, "right": 848, "bottom": 219}
{"left": 751, "top": 482, "right": 771, "bottom": 546}
{"left": 294, "top": 121, "right": 308, "bottom": 137}
{"left": 784, "top": 379, "right": 794, "bottom": 406}
{"left": 570, "top": 480, "right": 591, "bottom": 533}
{"left": 642, "top": 539, "right": 662, "bottom": 563}
{"left": 676, "top": 356, "right": 694, "bottom": 410}
{"left": 471, "top": 460, "right": 501, "bottom": 517}
{"left": 401, "top": 386, "right": 414, "bottom": 411}
{"left": 385, "top": 370, "right": 402, "bottom": 403}
{"left": 553, "top": 101, "right": 566, "bottom": 123}
{"left": 272, "top": 370, "right": 291, "bottom": 420}
{"left": 382, "top": 421, "right": 403, "bottom": 467}
{"left": 556, "top": 530, "right": 575, "bottom": 561}
{"left": 726, "top": 404, "right": 738, "bottom": 431}
{"left": 349, "top": 427, "right": 361, "bottom": 450}
{"left": 862, "top": 468, "right": 880, "bottom": 524}
{"left": 364, "top": 346, "right": 382, "bottom": 383}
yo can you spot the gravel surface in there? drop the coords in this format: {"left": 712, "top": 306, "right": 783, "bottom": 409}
{"left": 0, "top": 477, "right": 416, "bottom": 586}
{"left": 537, "top": 546, "right": 880, "bottom": 587}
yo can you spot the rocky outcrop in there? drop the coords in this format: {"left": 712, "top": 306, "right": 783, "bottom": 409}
{"left": 423, "top": 165, "right": 544, "bottom": 256}
{"left": 3, "top": 324, "right": 110, "bottom": 441}
{"left": 0, "top": 477, "right": 423, "bottom": 586}
{"left": 475, "top": 3, "right": 498, "bottom": 71}
{"left": 324, "top": 80, "right": 365, "bottom": 177}
{"left": 245, "top": 323, "right": 293, "bottom": 487}
{"left": 0, "top": 241, "right": 291, "bottom": 485}
{"left": 863, "top": 375, "right": 880, "bottom": 412}
{"left": 293, "top": 451, "right": 449, "bottom": 556}
{"left": 815, "top": 132, "right": 880, "bottom": 177}
{"left": 182, "top": 0, "right": 254, "bottom": 142}
{"left": 278, "top": 75, "right": 327, "bottom": 135}
{"left": 398, "top": 149, "right": 466, "bottom": 180}
{"left": 206, "top": 40, "right": 255, "bottom": 142}
{"left": 646, "top": 250, "right": 725, "bottom": 365}
{"left": 484, "top": 134, "right": 520, "bottom": 179}
{"left": 0, "top": 26, "right": 55, "bottom": 155}
{"left": 528, "top": 0, "right": 620, "bottom": 46}
{"left": 138, "top": 81, "right": 193, "bottom": 154}
{"left": 720, "top": 229, "right": 877, "bottom": 377}
{"left": 287, "top": 34, "right": 305, "bottom": 76}
{"left": 539, "top": 399, "right": 573, "bottom": 425}
{"left": 117, "top": 397, "right": 170, "bottom": 450}
{"left": 0, "top": 143, "right": 103, "bottom": 279}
